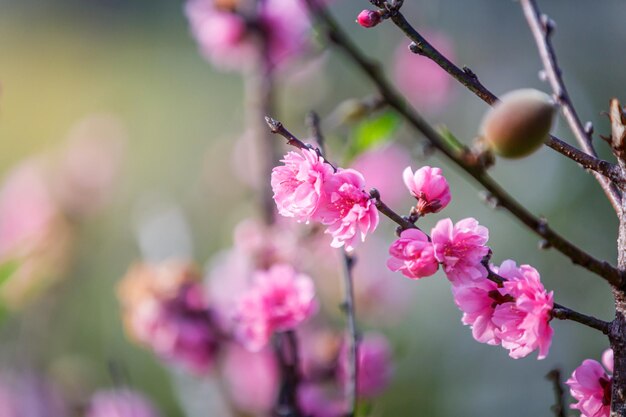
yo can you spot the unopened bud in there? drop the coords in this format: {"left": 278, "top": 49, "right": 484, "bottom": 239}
{"left": 480, "top": 89, "right": 556, "bottom": 158}
{"left": 357, "top": 10, "right": 382, "bottom": 28}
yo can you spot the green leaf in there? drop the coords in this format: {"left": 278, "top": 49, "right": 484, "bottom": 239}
{"left": 347, "top": 112, "right": 401, "bottom": 162}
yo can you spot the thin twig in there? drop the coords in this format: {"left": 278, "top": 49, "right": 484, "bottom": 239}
{"left": 377, "top": 2, "right": 623, "bottom": 210}
{"left": 546, "top": 369, "right": 568, "bottom": 417}
{"left": 273, "top": 331, "right": 302, "bottom": 417}
{"left": 519, "top": 0, "right": 622, "bottom": 212}
{"left": 340, "top": 251, "right": 359, "bottom": 417}
{"left": 306, "top": 111, "right": 359, "bottom": 417}
{"left": 302, "top": 0, "right": 623, "bottom": 287}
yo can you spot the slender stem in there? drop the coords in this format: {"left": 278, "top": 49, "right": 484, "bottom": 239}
{"left": 519, "top": 0, "right": 622, "bottom": 212}
{"left": 380, "top": 3, "right": 623, "bottom": 211}
{"left": 551, "top": 304, "right": 610, "bottom": 335}
{"left": 273, "top": 331, "right": 302, "bottom": 417}
{"left": 303, "top": 0, "right": 623, "bottom": 287}
{"left": 546, "top": 369, "right": 567, "bottom": 417}
{"left": 341, "top": 251, "right": 359, "bottom": 417}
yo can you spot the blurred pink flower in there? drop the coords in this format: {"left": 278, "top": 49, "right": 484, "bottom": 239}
{"left": 338, "top": 332, "right": 393, "bottom": 397}
{"left": 299, "top": 384, "right": 347, "bottom": 417}
{"left": 222, "top": 343, "right": 278, "bottom": 414}
{"left": 272, "top": 149, "right": 335, "bottom": 223}
{"left": 492, "top": 260, "right": 553, "bottom": 360}
{"left": 117, "top": 261, "right": 220, "bottom": 374}
{"left": 431, "top": 217, "right": 489, "bottom": 283}
{"left": 316, "top": 169, "right": 379, "bottom": 252}
{"left": 234, "top": 264, "right": 317, "bottom": 351}
{"left": 350, "top": 144, "right": 412, "bottom": 207}
{"left": 86, "top": 389, "right": 161, "bottom": 417}
{"left": 452, "top": 278, "right": 501, "bottom": 345}
{"left": 387, "top": 228, "right": 439, "bottom": 279}
{"left": 567, "top": 359, "right": 611, "bottom": 417}
{"left": 393, "top": 32, "right": 455, "bottom": 114}
{"left": 603, "top": 348, "right": 614, "bottom": 374}
{"left": 185, "top": 0, "right": 310, "bottom": 72}
{"left": 402, "top": 166, "right": 451, "bottom": 216}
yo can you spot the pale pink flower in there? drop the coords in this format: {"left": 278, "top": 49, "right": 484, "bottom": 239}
{"left": 316, "top": 169, "right": 379, "bottom": 252}
{"left": 350, "top": 144, "right": 413, "bottom": 207}
{"left": 393, "top": 32, "right": 455, "bottom": 114}
{"left": 402, "top": 166, "right": 451, "bottom": 216}
{"left": 234, "top": 264, "right": 317, "bottom": 351}
{"left": 492, "top": 260, "right": 554, "bottom": 359}
{"left": 387, "top": 228, "right": 439, "bottom": 279}
{"left": 338, "top": 333, "right": 393, "bottom": 397}
{"left": 566, "top": 359, "right": 611, "bottom": 417}
{"left": 271, "top": 149, "right": 335, "bottom": 223}
{"left": 452, "top": 278, "right": 502, "bottom": 345}
{"left": 222, "top": 344, "right": 278, "bottom": 414}
{"left": 431, "top": 218, "right": 489, "bottom": 283}
{"left": 86, "top": 389, "right": 161, "bottom": 417}
{"left": 117, "top": 261, "right": 220, "bottom": 374}
{"left": 603, "top": 349, "right": 614, "bottom": 374}
{"left": 298, "top": 384, "right": 347, "bottom": 417}
{"left": 185, "top": 0, "right": 310, "bottom": 71}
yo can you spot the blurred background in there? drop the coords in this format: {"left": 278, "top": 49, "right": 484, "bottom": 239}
{"left": 1, "top": 0, "right": 625, "bottom": 416}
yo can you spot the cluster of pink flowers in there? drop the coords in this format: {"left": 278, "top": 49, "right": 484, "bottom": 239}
{"left": 387, "top": 165, "right": 554, "bottom": 359}
{"left": 117, "top": 261, "right": 220, "bottom": 374}
{"left": 185, "top": 0, "right": 310, "bottom": 72}
{"left": 234, "top": 264, "right": 317, "bottom": 351}
{"left": 454, "top": 260, "right": 554, "bottom": 359}
{"left": 272, "top": 148, "right": 379, "bottom": 251}
{"left": 566, "top": 349, "right": 613, "bottom": 417}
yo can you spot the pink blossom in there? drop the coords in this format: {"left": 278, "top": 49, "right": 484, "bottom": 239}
{"left": 350, "top": 144, "right": 413, "bottom": 207}
{"left": 185, "top": 0, "right": 310, "bottom": 71}
{"left": 298, "top": 384, "right": 347, "bottom": 417}
{"left": 356, "top": 10, "right": 382, "bottom": 28}
{"left": 338, "top": 333, "right": 393, "bottom": 397}
{"left": 387, "top": 228, "right": 439, "bottom": 279}
{"left": 491, "top": 260, "right": 554, "bottom": 359}
{"left": 316, "top": 169, "right": 379, "bottom": 252}
{"left": 393, "top": 32, "right": 455, "bottom": 114}
{"left": 222, "top": 344, "right": 278, "bottom": 414}
{"left": 402, "top": 166, "right": 451, "bottom": 216}
{"left": 271, "top": 149, "right": 335, "bottom": 223}
{"left": 452, "top": 278, "right": 502, "bottom": 345}
{"left": 86, "top": 389, "right": 161, "bottom": 417}
{"left": 234, "top": 264, "right": 317, "bottom": 351}
{"left": 603, "top": 349, "right": 614, "bottom": 374}
{"left": 117, "top": 261, "right": 220, "bottom": 374}
{"left": 566, "top": 359, "right": 611, "bottom": 417}
{"left": 431, "top": 218, "right": 489, "bottom": 283}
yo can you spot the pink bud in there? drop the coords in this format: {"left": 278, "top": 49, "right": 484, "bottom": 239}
{"left": 356, "top": 10, "right": 381, "bottom": 28}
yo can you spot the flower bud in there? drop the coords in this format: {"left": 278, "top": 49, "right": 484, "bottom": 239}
{"left": 480, "top": 89, "right": 556, "bottom": 158}
{"left": 357, "top": 10, "right": 382, "bottom": 28}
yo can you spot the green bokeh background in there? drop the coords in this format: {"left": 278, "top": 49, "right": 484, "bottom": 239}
{"left": 1, "top": 0, "right": 625, "bottom": 415}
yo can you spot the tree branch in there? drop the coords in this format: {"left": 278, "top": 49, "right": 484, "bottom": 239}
{"left": 302, "top": 0, "right": 624, "bottom": 287}
{"left": 373, "top": 1, "right": 623, "bottom": 212}
{"left": 519, "top": 0, "right": 622, "bottom": 212}
{"left": 546, "top": 369, "right": 568, "bottom": 417}
{"left": 273, "top": 331, "right": 302, "bottom": 417}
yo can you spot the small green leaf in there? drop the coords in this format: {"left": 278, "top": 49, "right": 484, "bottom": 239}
{"left": 347, "top": 112, "right": 401, "bottom": 162}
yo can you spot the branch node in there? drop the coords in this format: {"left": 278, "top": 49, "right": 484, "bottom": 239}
{"left": 408, "top": 41, "right": 424, "bottom": 55}
{"left": 540, "top": 14, "right": 556, "bottom": 36}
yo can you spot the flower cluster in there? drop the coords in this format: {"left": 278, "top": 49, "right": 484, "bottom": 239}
{"left": 272, "top": 148, "right": 379, "bottom": 251}
{"left": 117, "top": 260, "right": 220, "bottom": 374}
{"left": 233, "top": 264, "right": 317, "bottom": 351}
{"left": 185, "top": 0, "right": 310, "bottom": 72}
{"left": 566, "top": 349, "right": 613, "bottom": 417}
{"left": 387, "top": 165, "right": 554, "bottom": 359}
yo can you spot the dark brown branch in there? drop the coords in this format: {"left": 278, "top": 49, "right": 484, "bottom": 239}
{"left": 519, "top": 0, "right": 622, "bottom": 212}
{"left": 302, "top": 0, "right": 624, "bottom": 287}
{"left": 273, "top": 331, "right": 302, "bottom": 417}
{"left": 546, "top": 369, "right": 568, "bottom": 417}
{"left": 376, "top": 1, "right": 623, "bottom": 211}
{"left": 340, "top": 251, "right": 359, "bottom": 417}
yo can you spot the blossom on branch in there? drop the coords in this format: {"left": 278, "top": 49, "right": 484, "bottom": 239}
{"left": 387, "top": 228, "right": 439, "bottom": 279}
{"left": 234, "top": 264, "right": 317, "bottom": 351}
{"left": 567, "top": 353, "right": 612, "bottom": 417}
{"left": 452, "top": 278, "right": 502, "bottom": 346}
{"left": 402, "top": 166, "right": 451, "bottom": 216}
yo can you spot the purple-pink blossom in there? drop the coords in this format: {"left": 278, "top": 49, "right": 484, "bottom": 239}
{"left": 387, "top": 228, "right": 439, "bottom": 279}
{"left": 234, "top": 264, "right": 317, "bottom": 351}
{"left": 567, "top": 358, "right": 611, "bottom": 417}
{"left": 491, "top": 260, "right": 554, "bottom": 359}
{"left": 402, "top": 166, "right": 451, "bottom": 216}
{"left": 431, "top": 217, "right": 490, "bottom": 283}
{"left": 271, "top": 149, "right": 335, "bottom": 223}
{"left": 451, "top": 278, "right": 502, "bottom": 346}
{"left": 316, "top": 169, "right": 379, "bottom": 252}
{"left": 338, "top": 332, "right": 393, "bottom": 397}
